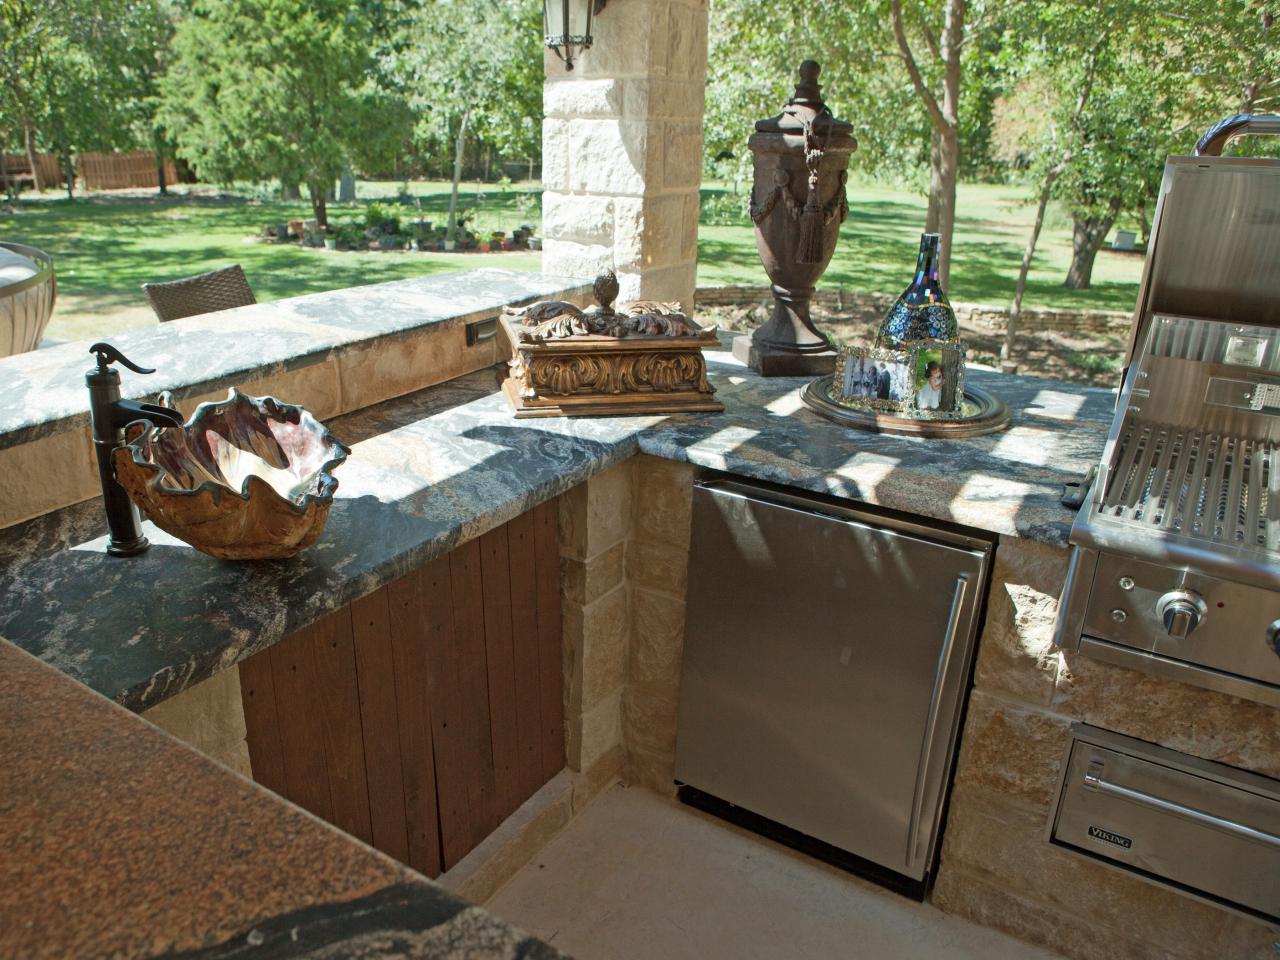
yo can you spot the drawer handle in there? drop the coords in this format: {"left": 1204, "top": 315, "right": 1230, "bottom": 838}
{"left": 465, "top": 316, "right": 498, "bottom": 346}
{"left": 1084, "top": 763, "right": 1280, "bottom": 849}
{"left": 904, "top": 573, "right": 970, "bottom": 870}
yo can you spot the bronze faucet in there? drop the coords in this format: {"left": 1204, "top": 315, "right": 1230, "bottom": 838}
{"left": 86, "top": 343, "right": 185, "bottom": 556}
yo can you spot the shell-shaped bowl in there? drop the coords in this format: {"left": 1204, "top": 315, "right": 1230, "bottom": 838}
{"left": 114, "top": 389, "right": 350, "bottom": 560}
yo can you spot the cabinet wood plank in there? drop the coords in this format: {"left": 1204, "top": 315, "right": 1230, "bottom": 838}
{"left": 387, "top": 569, "right": 443, "bottom": 878}
{"left": 451, "top": 537, "right": 499, "bottom": 845}
{"left": 507, "top": 510, "right": 545, "bottom": 803}
{"left": 309, "top": 607, "right": 373, "bottom": 844}
{"left": 351, "top": 588, "right": 410, "bottom": 865}
{"left": 479, "top": 525, "right": 520, "bottom": 823}
{"left": 238, "top": 650, "right": 286, "bottom": 796}
{"left": 533, "top": 498, "right": 566, "bottom": 782}
{"left": 419, "top": 555, "right": 474, "bottom": 869}
{"left": 268, "top": 628, "right": 334, "bottom": 822}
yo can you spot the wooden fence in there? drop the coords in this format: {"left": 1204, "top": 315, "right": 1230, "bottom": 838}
{"left": 1, "top": 153, "right": 64, "bottom": 189}
{"left": 78, "top": 151, "right": 180, "bottom": 191}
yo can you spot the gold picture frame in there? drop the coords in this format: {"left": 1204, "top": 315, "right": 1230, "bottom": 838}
{"left": 908, "top": 339, "right": 966, "bottom": 418}
{"left": 833, "top": 346, "right": 916, "bottom": 413}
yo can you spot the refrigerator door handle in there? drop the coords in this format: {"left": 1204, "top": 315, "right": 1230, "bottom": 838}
{"left": 904, "top": 572, "right": 970, "bottom": 872}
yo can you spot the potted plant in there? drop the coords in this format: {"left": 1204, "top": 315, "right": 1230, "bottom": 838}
{"left": 324, "top": 234, "right": 337, "bottom": 251}
{"left": 478, "top": 240, "right": 491, "bottom": 253}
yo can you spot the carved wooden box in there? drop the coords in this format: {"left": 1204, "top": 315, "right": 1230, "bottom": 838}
{"left": 499, "top": 273, "right": 724, "bottom": 419}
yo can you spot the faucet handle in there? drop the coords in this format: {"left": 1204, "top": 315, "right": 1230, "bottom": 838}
{"left": 89, "top": 342, "right": 156, "bottom": 375}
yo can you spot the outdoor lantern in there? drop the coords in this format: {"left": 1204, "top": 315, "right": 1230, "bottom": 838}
{"left": 543, "top": 0, "right": 605, "bottom": 71}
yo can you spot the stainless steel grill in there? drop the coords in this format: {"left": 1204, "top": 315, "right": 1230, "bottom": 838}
{"left": 1055, "top": 116, "right": 1280, "bottom": 710}
{"left": 1101, "top": 418, "right": 1280, "bottom": 554}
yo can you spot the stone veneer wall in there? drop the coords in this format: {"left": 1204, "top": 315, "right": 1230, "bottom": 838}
{"left": 694, "top": 285, "right": 1133, "bottom": 339}
{"left": 933, "top": 537, "right": 1280, "bottom": 959}
{"left": 141, "top": 668, "right": 252, "bottom": 779}
{"left": 541, "top": 0, "right": 708, "bottom": 307}
{"left": 557, "top": 455, "right": 694, "bottom": 797}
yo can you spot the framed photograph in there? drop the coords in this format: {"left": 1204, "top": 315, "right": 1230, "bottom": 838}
{"left": 909, "top": 339, "right": 965, "bottom": 417}
{"left": 834, "top": 347, "right": 916, "bottom": 413}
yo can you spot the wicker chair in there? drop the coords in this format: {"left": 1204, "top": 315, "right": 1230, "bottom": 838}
{"left": 0, "top": 241, "right": 56, "bottom": 358}
{"left": 142, "top": 264, "right": 257, "bottom": 323}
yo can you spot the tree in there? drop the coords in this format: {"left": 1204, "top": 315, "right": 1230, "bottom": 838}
{"left": 889, "top": 0, "right": 967, "bottom": 289}
{"left": 0, "top": 0, "right": 162, "bottom": 199}
{"left": 160, "top": 0, "right": 408, "bottom": 226}
{"left": 394, "top": 0, "right": 542, "bottom": 243}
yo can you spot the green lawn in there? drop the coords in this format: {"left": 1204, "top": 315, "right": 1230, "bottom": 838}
{"left": 0, "top": 176, "right": 1142, "bottom": 343}
{"left": 698, "top": 179, "right": 1143, "bottom": 311}
{"left": 1, "top": 179, "right": 543, "bottom": 341}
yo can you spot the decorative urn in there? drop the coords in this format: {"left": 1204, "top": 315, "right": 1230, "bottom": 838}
{"left": 732, "top": 60, "right": 857, "bottom": 377}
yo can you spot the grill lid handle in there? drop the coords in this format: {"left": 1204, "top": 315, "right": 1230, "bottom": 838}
{"left": 1194, "top": 114, "right": 1280, "bottom": 157}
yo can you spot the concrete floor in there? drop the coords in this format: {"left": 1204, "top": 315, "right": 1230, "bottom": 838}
{"left": 488, "top": 785, "right": 1065, "bottom": 960}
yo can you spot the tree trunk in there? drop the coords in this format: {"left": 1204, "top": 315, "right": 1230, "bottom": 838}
{"left": 925, "top": 129, "right": 942, "bottom": 234}
{"left": 153, "top": 131, "right": 168, "bottom": 196}
{"left": 1064, "top": 200, "right": 1120, "bottom": 289}
{"left": 934, "top": 126, "right": 959, "bottom": 289}
{"left": 50, "top": 115, "right": 74, "bottom": 200}
{"left": 1003, "top": 169, "right": 1057, "bottom": 364}
{"left": 446, "top": 109, "right": 471, "bottom": 244}
{"left": 308, "top": 182, "right": 328, "bottom": 228}
{"left": 281, "top": 180, "right": 301, "bottom": 201}
{"left": 23, "top": 123, "right": 44, "bottom": 192}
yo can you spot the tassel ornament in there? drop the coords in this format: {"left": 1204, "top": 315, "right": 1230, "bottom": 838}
{"left": 793, "top": 107, "right": 832, "bottom": 265}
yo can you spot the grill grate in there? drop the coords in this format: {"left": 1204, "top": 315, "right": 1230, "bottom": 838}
{"left": 1102, "top": 419, "right": 1280, "bottom": 554}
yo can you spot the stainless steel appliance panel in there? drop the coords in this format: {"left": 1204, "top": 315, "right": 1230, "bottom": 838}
{"left": 1080, "top": 554, "right": 1280, "bottom": 691}
{"left": 1132, "top": 159, "right": 1280, "bottom": 345}
{"left": 674, "top": 478, "right": 990, "bottom": 881}
{"left": 1051, "top": 726, "right": 1280, "bottom": 922}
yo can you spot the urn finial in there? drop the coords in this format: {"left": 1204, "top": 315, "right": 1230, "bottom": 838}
{"left": 792, "top": 60, "right": 823, "bottom": 108}
{"left": 593, "top": 270, "right": 620, "bottom": 312}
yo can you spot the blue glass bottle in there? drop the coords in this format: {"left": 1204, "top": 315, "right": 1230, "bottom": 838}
{"left": 878, "top": 233, "right": 958, "bottom": 346}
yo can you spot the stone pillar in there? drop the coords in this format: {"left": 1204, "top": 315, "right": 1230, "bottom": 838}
{"left": 541, "top": 0, "right": 708, "bottom": 308}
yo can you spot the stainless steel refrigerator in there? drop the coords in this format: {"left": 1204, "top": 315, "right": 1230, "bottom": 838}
{"left": 674, "top": 475, "right": 993, "bottom": 896}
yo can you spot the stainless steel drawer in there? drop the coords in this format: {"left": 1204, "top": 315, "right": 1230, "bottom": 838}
{"left": 1050, "top": 725, "right": 1280, "bottom": 922}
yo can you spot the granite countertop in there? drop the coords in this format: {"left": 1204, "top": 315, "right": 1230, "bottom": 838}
{"left": 0, "top": 337, "right": 1115, "bottom": 712}
{"left": 0, "top": 269, "right": 588, "bottom": 450}
{"left": 0, "top": 638, "right": 561, "bottom": 960}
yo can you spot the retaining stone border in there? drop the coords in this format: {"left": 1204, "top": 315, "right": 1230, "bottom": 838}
{"left": 693, "top": 285, "right": 1132, "bottom": 338}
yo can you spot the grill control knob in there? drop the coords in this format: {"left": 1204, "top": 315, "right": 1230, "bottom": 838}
{"left": 1157, "top": 590, "right": 1206, "bottom": 639}
{"left": 1267, "top": 621, "right": 1280, "bottom": 659}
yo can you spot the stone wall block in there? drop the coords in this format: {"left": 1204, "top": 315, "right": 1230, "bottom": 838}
{"left": 561, "top": 540, "right": 627, "bottom": 606}
{"left": 141, "top": 668, "right": 251, "bottom": 778}
{"left": 0, "top": 427, "right": 100, "bottom": 529}
{"left": 626, "top": 537, "right": 689, "bottom": 598}
{"left": 577, "top": 1, "right": 662, "bottom": 78}
{"left": 564, "top": 584, "right": 630, "bottom": 710}
{"left": 629, "top": 261, "right": 698, "bottom": 310}
{"left": 666, "top": 2, "right": 704, "bottom": 80}
{"left": 543, "top": 77, "right": 624, "bottom": 119}
{"left": 541, "top": 118, "right": 571, "bottom": 193}
{"left": 240, "top": 358, "right": 344, "bottom": 422}
{"left": 952, "top": 689, "right": 1072, "bottom": 811}
{"left": 1053, "top": 653, "right": 1280, "bottom": 779}
{"left": 628, "top": 587, "right": 685, "bottom": 687}
{"left": 681, "top": 193, "right": 702, "bottom": 260}
{"left": 586, "top": 459, "right": 634, "bottom": 553}
{"left": 542, "top": 193, "right": 615, "bottom": 246}
{"left": 626, "top": 744, "right": 678, "bottom": 796}
{"left": 933, "top": 867, "right": 1170, "bottom": 960}
{"left": 662, "top": 122, "right": 705, "bottom": 190}
{"left": 610, "top": 197, "right": 646, "bottom": 273}
{"left": 540, "top": 238, "right": 616, "bottom": 282}
{"left": 632, "top": 456, "right": 695, "bottom": 546}
{"left": 565, "top": 685, "right": 623, "bottom": 772}
{"left": 567, "top": 118, "right": 649, "bottom": 196}
{"left": 972, "top": 538, "right": 1068, "bottom": 708}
